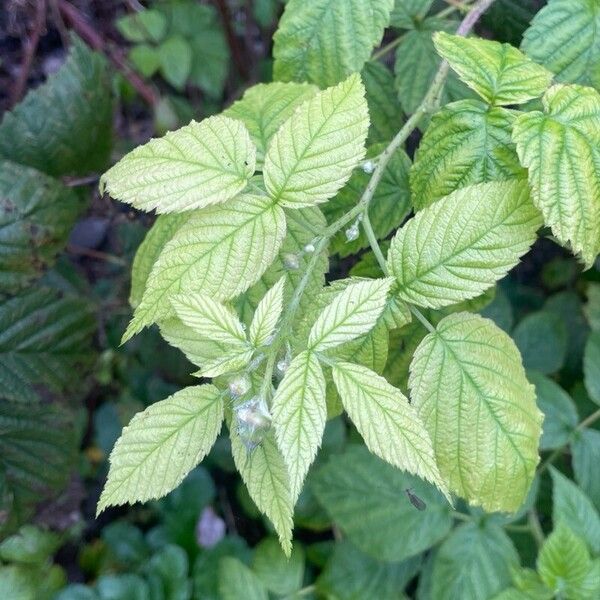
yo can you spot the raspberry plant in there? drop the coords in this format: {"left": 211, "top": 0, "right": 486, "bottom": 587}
{"left": 97, "top": 0, "right": 600, "bottom": 566}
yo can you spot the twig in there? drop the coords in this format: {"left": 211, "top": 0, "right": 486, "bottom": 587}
{"left": 10, "top": 0, "right": 47, "bottom": 107}
{"left": 212, "top": 0, "right": 250, "bottom": 80}
{"left": 57, "top": 0, "right": 159, "bottom": 106}
{"left": 258, "top": 0, "right": 497, "bottom": 401}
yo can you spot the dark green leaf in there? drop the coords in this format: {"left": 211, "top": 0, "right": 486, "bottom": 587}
{"left": 312, "top": 445, "right": 453, "bottom": 562}
{"left": 550, "top": 468, "right": 600, "bottom": 555}
{"left": 0, "top": 286, "right": 96, "bottom": 404}
{"left": 317, "top": 541, "right": 419, "bottom": 599}
{"left": 528, "top": 372, "right": 578, "bottom": 451}
{"left": 572, "top": 428, "right": 600, "bottom": 512}
{"left": 430, "top": 522, "right": 519, "bottom": 599}
{"left": 513, "top": 311, "right": 567, "bottom": 374}
{"left": 0, "top": 161, "right": 83, "bottom": 294}
{"left": 0, "top": 37, "right": 113, "bottom": 176}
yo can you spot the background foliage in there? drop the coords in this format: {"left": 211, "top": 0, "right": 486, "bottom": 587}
{"left": 0, "top": 0, "right": 599, "bottom": 599}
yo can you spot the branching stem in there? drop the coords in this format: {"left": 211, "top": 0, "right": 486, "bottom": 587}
{"left": 259, "top": 0, "right": 496, "bottom": 401}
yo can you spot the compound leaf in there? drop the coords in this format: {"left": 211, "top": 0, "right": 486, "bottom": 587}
{"left": 124, "top": 195, "right": 286, "bottom": 341}
{"left": 331, "top": 361, "right": 449, "bottom": 498}
{"left": 388, "top": 180, "right": 542, "bottom": 309}
{"left": 434, "top": 32, "right": 552, "bottom": 105}
{"left": 409, "top": 312, "right": 543, "bottom": 512}
{"left": 101, "top": 116, "right": 256, "bottom": 213}
{"left": 272, "top": 351, "right": 326, "bottom": 503}
{"left": 263, "top": 74, "right": 369, "bottom": 208}
{"left": 273, "top": 0, "right": 394, "bottom": 87}
{"left": 98, "top": 385, "right": 224, "bottom": 512}
{"left": 513, "top": 84, "right": 600, "bottom": 267}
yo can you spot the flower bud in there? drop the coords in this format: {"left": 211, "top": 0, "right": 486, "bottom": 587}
{"left": 234, "top": 396, "right": 272, "bottom": 452}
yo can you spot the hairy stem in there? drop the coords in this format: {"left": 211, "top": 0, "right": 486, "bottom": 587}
{"left": 260, "top": 0, "right": 496, "bottom": 401}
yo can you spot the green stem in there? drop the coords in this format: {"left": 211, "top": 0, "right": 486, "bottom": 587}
{"left": 259, "top": 0, "right": 496, "bottom": 401}
{"left": 362, "top": 211, "right": 389, "bottom": 274}
{"left": 528, "top": 509, "right": 545, "bottom": 549}
{"left": 372, "top": 33, "right": 407, "bottom": 61}
{"left": 410, "top": 306, "right": 436, "bottom": 334}
{"left": 451, "top": 510, "right": 472, "bottom": 522}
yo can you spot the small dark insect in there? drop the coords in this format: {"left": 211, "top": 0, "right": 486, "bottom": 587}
{"left": 405, "top": 488, "right": 426, "bottom": 511}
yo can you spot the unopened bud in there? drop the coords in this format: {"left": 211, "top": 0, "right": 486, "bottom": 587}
{"left": 304, "top": 243, "right": 315, "bottom": 254}
{"left": 228, "top": 374, "right": 251, "bottom": 397}
{"left": 276, "top": 358, "right": 290, "bottom": 376}
{"left": 234, "top": 396, "right": 272, "bottom": 452}
{"left": 283, "top": 253, "right": 300, "bottom": 270}
{"left": 362, "top": 160, "right": 376, "bottom": 174}
{"left": 345, "top": 222, "right": 360, "bottom": 242}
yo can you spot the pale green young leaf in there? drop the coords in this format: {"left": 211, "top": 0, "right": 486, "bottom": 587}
{"left": 331, "top": 361, "right": 449, "bottom": 499}
{"left": 308, "top": 278, "right": 393, "bottom": 352}
{"left": 193, "top": 350, "right": 253, "bottom": 379}
{"left": 218, "top": 558, "right": 268, "bottom": 600}
{"left": 171, "top": 293, "right": 247, "bottom": 348}
{"left": 584, "top": 331, "right": 600, "bottom": 405}
{"left": 409, "top": 313, "right": 543, "bottom": 513}
{"left": 130, "top": 214, "right": 186, "bottom": 308}
{"left": 123, "top": 195, "right": 286, "bottom": 341}
{"left": 263, "top": 74, "right": 369, "bottom": 208}
{"left": 223, "top": 82, "right": 318, "bottom": 163}
{"left": 430, "top": 522, "right": 519, "bottom": 600}
{"left": 273, "top": 0, "right": 394, "bottom": 88}
{"left": 513, "top": 84, "right": 600, "bottom": 267}
{"left": 434, "top": 32, "right": 553, "bottom": 106}
{"left": 388, "top": 180, "right": 542, "bottom": 309}
{"left": 537, "top": 525, "right": 597, "bottom": 599}
{"left": 159, "top": 318, "right": 231, "bottom": 369}
{"left": 100, "top": 115, "right": 256, "bottom": 213}
{"left": 521, "top": 0, "right": 600, "bottom": 89}
{"left": 272, "top": 350, "right": 326, "bottom": 503}
{"left": 249, "top": 278, "right": 285, "bottom": 348}
{"left": 231, "top": 429, "right": 293, "bottom": 556}
{"left": 410, "top": 100, "right": 524, "bottom": 209}
{"left": 97, "top": 385, "right": 224, "bottom": 513}
{"left": 550, "top": 467, "right": 600, "bottom": 555}
{"left": 312, "top": 445, "right": 453, "bottom": 562}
